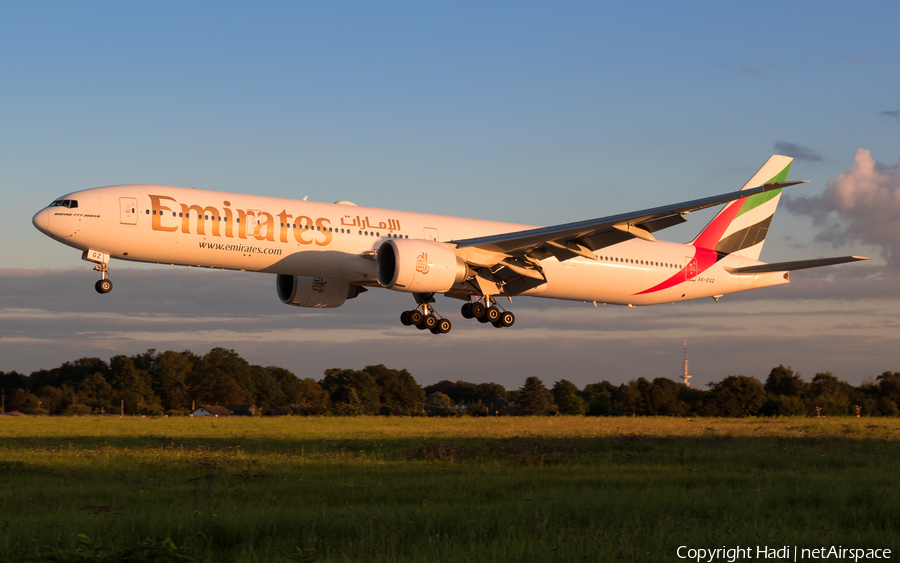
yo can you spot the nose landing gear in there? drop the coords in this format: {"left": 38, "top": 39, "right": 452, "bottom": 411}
{"left": 93, "top": 263, "right": 112, "bottom": 294}
{"left": 83, "top": 249, "right": 113, "bottom": 294}
{"left": 461, "top": 296, "right": 515, "bottom": 328}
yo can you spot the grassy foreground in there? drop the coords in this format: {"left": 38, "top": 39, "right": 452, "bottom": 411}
{"left": 1, "top": 416, "right": 899, "bottom": 562}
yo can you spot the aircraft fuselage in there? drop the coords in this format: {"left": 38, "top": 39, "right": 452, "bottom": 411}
{"left": 32, "top": 184, "right": 787, "bottom": 307}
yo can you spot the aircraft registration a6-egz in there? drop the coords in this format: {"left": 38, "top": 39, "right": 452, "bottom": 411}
{"left": 33, "top": 155, "right": 867, "bottom": 334}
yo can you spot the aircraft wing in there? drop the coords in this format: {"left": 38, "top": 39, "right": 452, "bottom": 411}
{"left": 724, "top": 256, "right": 870, "bottom": 275}
{"left": 454, "top": 181, "right": 806, "bottom": 262}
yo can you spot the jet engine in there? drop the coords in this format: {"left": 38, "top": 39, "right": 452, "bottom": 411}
{"left": 276, "top": 274, "right": 365, "bottom": 308}
{"left": 376, "top": 239, "right": 470, "bottom": 293}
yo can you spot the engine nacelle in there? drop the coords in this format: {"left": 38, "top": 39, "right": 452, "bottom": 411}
{"left": 276, "top": 275, "right": 364, "bottom": 308}
{"left": 376, "top": 239, "right": 469, "bottom": 293}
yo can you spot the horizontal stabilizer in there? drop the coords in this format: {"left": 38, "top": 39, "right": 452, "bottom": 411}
{"left": 725, "top": 256, "right": 870, "bottom": 275}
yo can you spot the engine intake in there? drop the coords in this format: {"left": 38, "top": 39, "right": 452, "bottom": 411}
{"left": 276, "top": 275, "right": 364, "bottom": 308}
{"left": 376, "top": 239, "right": 469, "bottom": 293}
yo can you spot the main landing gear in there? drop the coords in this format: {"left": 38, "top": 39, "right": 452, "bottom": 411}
{"left": 400, "top": 296, "right": 452, "bottom": 335}
{"left": 461, "top": 296, "right": 515, "bottom": 328}
{"left": 94, "top": 263, "right": 112, "bottom": 294}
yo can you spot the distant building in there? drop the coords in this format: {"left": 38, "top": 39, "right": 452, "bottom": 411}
{"left": 482, "top": 395, "right": 511, "bottom": 413}
{"left": 191, "top": 405, "right": 233, "bottom": 417}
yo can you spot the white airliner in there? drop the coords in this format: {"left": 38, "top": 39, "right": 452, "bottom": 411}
{"left": 33, "top": 155, "right": 867, "bottom": 334}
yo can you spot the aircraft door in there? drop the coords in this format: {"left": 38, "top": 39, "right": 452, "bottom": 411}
{"left": 423, "top": 227, "right": 439, "bottom": 241}
{"left": 685, "top": 256, "right": 698, "bottom": 281}
{"left": 120, "top": 197, "right": 138, "bottom": 225}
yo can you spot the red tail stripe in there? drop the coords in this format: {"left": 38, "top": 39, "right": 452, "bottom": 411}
{"left": 692, "top": 198, "right": 744, "bottom": 249}
{"left": 635, "top": 247, "right": 719, "bottom": 295}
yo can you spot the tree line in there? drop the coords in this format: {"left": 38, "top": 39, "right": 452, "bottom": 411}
{"left": 1, "top": 348, "right": 898, "bottom": 417}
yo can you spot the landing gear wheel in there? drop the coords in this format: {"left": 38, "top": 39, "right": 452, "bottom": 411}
{"left": 437, "top": 318, "right": 452, "bottom": 334}
{"left": 477, "top": 313, "right": 491, "bottom": 323}
{"left": 500, "top": 311, "right": 515, "bottom": 327}
{"left": 485, "top": 306, "right": 501, "bottom": 323}
{"left": 408, "top": 310, "right": 424, "bottom": 326}
{"left": 419, "top": 314, "right": 438, "bottom": 330}
{"left": 400, "top": 311, "right": 412, "bottom": 326}
{"left": 95, "top": 279, "right": 113, "bottom": 294}
{"left": 461, "top": 303, "right": 473, "bottom": 319}
{"left": 491, "top": 319, "right": 503, "bottom": 328}
{"left": 470, "top": 302, "right": 486, "bottom": 318}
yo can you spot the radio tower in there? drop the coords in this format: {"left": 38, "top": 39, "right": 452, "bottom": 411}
{"left": 682, "top": 339, "right": 692, "bottom": 387}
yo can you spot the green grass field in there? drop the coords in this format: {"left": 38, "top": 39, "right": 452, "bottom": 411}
{"left": 1, "top": 416, "right": 899, "bottom": 562}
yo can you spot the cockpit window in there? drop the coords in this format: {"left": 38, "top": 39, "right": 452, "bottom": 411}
{"left": 48, "top": 199, "right": 78, "bottom": 208}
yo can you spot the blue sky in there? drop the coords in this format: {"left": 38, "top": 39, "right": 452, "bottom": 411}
{"left": 2, "top": 2, "right": 899, "bottom": 388}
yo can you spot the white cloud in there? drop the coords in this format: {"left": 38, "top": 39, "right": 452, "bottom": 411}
{"left": 785, "top": 148, "right": 900, "bottom": 268}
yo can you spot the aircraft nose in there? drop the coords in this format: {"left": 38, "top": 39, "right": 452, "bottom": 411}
{"left": 32, "top": 208, "right": 51, "bottom": 235}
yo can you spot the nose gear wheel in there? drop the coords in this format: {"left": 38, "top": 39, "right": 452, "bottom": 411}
{"left": 95, "top": 279, "right": 113, "bottom": 294}
{"left": 93, "top": 262, "right": 112, "bottom": 294}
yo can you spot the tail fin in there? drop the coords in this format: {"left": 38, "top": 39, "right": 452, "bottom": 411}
{"left": 690, "top": 155, "right": 793, "bottom": 260}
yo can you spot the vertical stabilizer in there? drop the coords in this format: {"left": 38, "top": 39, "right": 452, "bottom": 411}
{"left": 690, "top": 155, "right": 793, "bottom": 260}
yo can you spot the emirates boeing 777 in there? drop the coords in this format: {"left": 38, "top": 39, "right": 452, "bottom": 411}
{"left": 32, "top": 155, "right": 867, "bottom": 334}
